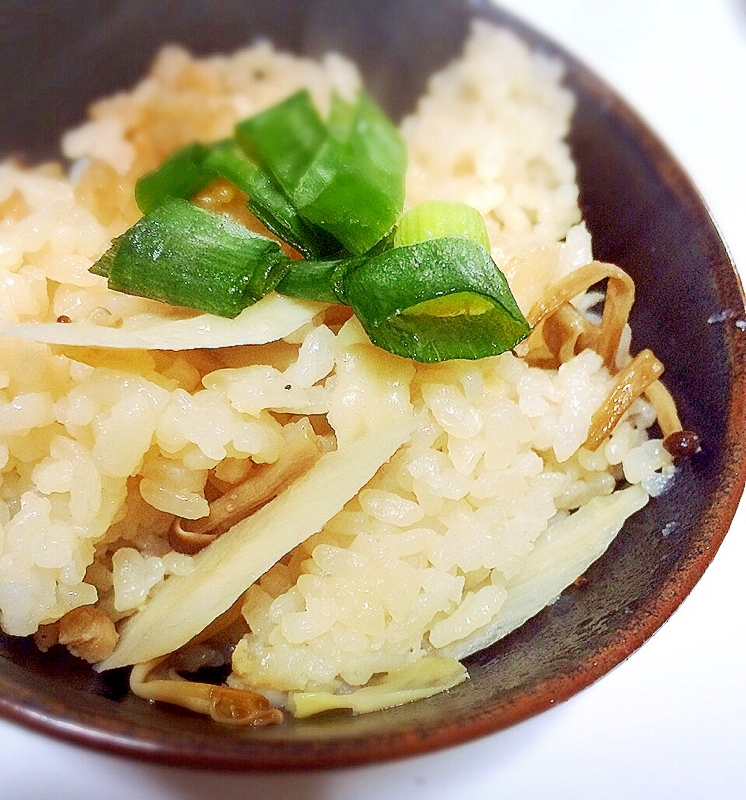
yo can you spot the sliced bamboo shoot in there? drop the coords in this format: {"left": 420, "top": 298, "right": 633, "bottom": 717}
{"left": 98, "top": 419, "right": 413, "bottom": 670}
{"left": 289, "top": 656, "right": 467, "bottom": 718}
{"left": 440, "top": 485, "right": 649, "bottom": 661}
{"left": 1, "top": 293, "right": 326, "bottom": 351}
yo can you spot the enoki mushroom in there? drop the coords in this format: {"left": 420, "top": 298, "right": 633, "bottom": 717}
{"left": 170, "top": 418, "right": 324, "bottom": 554}
{"left": 518, "top": 260, "right": 697, "bottom": 453}
{"left": 131, "top": 658, "right": 283, "bottom": 726}
{"left": 525, "top": 260, "right": 635, "bottom": 370}
{"left": 129, "top": 596, "right": 284, "bottom": 726}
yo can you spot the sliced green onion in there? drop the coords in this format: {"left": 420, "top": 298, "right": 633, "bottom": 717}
{"left": 276, "top": 254, "right": 364, "bottom": 304}
{"left": 237, "top": 89, "right": 406, "bottom": 256}
{"left": 342, "top": 237, "right": 530, "bottom": 362}
{"left": 90, "top": 236, "right": 123, "bottom": 280}
{"left": 235, "top": 90, "right": 328, "bottom": 199}
{"left": 326, "top": 92, "right": 357, "bottom": 143}
{"left": 95, "top": 92, "right": 530, "bottom": 364}
{"left": 202, "top": 141, "right": 337, "bottom": 258}
{"left": 403, "top": 291, "right": 496, "bottom": 317}
{"left": 394, "top": 200, "right": 491, "bottom": 251}
{"left": 293, "top": 92, "right": 406, "bottom": 254}
{"left": 135, "top": 143, "right": 219, "bottom": 215}
{"left": 93, "top": 198, "right": 289, "bottom": 318}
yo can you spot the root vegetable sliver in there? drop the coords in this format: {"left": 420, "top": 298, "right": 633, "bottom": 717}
{"left": 1, "top": 293, "right": 325, "bottom": 350}
{"left": 441, "top": 485, "right": 649, "bottom": 661}
{"left": 98, "top": 420, "right": 413, "bottom": 670}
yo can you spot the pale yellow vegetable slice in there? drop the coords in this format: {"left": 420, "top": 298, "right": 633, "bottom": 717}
{"left": 1, "top": 294, "right": 326, "bottom": 351}
{"left": 440, "top": 485, "right": 649, "bottom": 661}
{"left": 289, "top": 656, "right": 468, "bottom": 718}
{"left": 98, "top": 419, "right": 413, "bottom": 670}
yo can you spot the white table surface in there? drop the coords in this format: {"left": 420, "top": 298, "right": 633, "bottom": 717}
{"left": 2, "top": 1, "right": 745, "bottom": 797}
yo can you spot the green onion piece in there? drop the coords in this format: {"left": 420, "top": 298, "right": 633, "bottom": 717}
{"left": 237, "top": 89, "right": 406, "bottom": 256}
{"left": 394, "top": 200, "right": 491, "bottom": 251}
{"left": 89, "top": 236, "right": 122, "bottom": 280}
{"left": 135, "top": 143, "right": 218, "bottom": 215}
{"left": 202, "top": 141, "right": 337, "bottom": 258}
{"left": 276, "top": 254, "right": 364, "bottom": 304}
{"left": 403, "top": 292, "right": 496, "bottom": 317}
{"left": 235, "top": 90, "right": 328, "bottom": 198}
{"left": 326, "top": 92, "right": 357, "bottom": 143}
{"left": 94, "top": 198, "right": 289, "bottom": 318}
{"left": 293, "top": 92, "right": 406, "bottom": 254}
{"left": 342, "top": 237, "right": 530, "bottom": 362}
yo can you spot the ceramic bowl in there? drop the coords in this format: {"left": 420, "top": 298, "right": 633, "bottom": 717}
{"left": 1, "top": 0, "right": 744, "bottom": 770}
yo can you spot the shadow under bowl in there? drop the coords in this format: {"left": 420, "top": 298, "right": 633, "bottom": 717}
{"left": 0, "top": 0, "right": 744, "bottom": 770}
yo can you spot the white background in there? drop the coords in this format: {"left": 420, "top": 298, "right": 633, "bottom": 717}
{"left": 2, "top": 1, "right": 745, "bottom": 797}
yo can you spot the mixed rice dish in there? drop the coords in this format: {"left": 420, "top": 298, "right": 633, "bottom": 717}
{"left": 0, "top": 23, "right": 694, "bottom": 723}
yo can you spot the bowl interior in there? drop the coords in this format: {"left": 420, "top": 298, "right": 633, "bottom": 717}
{"left": 1, "top": 0, "right": 744, "bottom": 770}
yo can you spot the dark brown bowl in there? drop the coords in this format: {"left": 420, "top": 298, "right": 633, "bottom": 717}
{"left": 1, "top": 0, "right": 744, "bottom": 770}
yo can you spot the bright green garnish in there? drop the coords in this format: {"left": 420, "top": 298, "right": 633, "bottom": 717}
{"left": 341, "top": 237, "right": 529, "bottom": 362}
{"left": 394, "top": 199, "right": 491, "bottom": 251}
{"left": 92, "top": 198, "right": 289, "bottom": 318}
{"left": 135, "top": 143, "right": 218, "bottom": 215}
{"left": 237, "top": 90, "right": 406, "bottom": 255}
{"left": 402, "top": 292, "right": 496, "bottom": 318}
{"left": 92, "top": 90, "right": 530, "bottom": 361}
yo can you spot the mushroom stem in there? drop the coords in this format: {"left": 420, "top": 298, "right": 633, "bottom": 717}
{"left": 644, "top": 378, "right": 682, "bottom": 438}
{"left": 584, "top": 349, "right": 664, "bottom": 451}
{"left": 525, "top": 301, "right": 599, "bottom": 369}
{"left": 525, "top": 261, "right": 635, "bottom": 370}
{"left": 130, "top": 658, "right": 283, "bottom": 726}
{"left": 170, "top": 418, "right": 324, "bottom": 553}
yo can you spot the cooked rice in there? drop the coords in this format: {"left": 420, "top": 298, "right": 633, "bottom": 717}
{"left": 0, "top": 23, "right": 674, "bottom": 703}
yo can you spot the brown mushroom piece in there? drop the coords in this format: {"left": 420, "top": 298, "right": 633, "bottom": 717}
{"left": 170, "top": 418, "right": 324, "bottom": 554}
{"left": 525, "top": 302, "right": 598, "bottom": 369}
{"left": 128, "top": 596, "right": 284, "bottom": 726}
{"left": 663, "top": 429, "right": 702, "bottom": 459}
{"left": 33, "top": 622, "right": 60, "bottom": 652}
{"left": 57, "top": 605, "right": 119, "bottom": 663}
{"left": 644, "top": 378, "right": 684, "bottom": 438}
{"left": 584, "top": 349, "right": 665, "bottom": 451}
{"left": 524, "top": 260, "right": 635, "bottom": 370}
{"left": 130, "top": 657, "right": 283, "bottom": 726}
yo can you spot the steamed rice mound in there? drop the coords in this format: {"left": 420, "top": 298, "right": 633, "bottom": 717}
{"left": 0, "top": 24, "right": 674, "bottom": 705}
